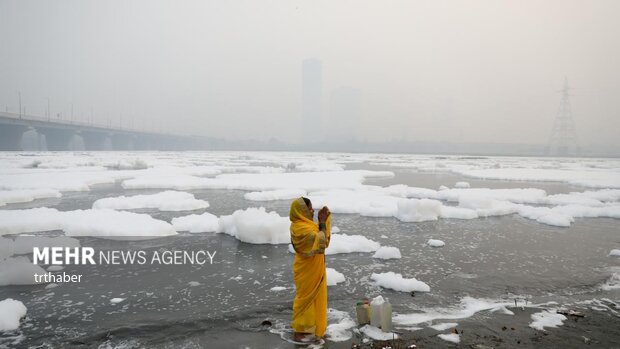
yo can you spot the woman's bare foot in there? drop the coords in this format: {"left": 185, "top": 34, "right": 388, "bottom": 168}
{"left": 293, "top": 332, "right": 312, "bottom": 342}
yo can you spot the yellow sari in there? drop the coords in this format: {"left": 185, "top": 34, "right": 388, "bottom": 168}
{"left": 289, "top": 197, "right": 332, "bottom": 337}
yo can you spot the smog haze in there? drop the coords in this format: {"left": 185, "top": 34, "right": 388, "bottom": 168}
{"left": 1, "top": 0, "right": 619, "bottom": 152}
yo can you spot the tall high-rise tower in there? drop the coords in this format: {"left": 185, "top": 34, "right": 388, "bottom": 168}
{"left": 301, "top": 59, "right": 322, "bottom": 137}
{"left": 547, "top": 78, "right": 579, "bottom": 156}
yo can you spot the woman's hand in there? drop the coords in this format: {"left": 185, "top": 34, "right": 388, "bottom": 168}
{"left": 318, "top": 206, "right": 330, "bottom": 223}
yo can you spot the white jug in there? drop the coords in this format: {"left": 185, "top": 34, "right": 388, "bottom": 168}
{"left": 370, "top": 295, "right": 384, "bottom": 328}
{"left": 380, "top": 298, "right": 392, "bottom": 332}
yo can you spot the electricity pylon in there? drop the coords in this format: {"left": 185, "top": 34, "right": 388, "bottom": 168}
{"left": 547, "top": 77, "right": 579, "bottom": 156}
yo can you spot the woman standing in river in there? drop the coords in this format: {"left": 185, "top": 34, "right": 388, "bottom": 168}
{"left": 289, "top": 197, "right": 331, "bottom": 342}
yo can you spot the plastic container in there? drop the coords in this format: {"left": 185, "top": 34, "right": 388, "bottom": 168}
{"left": 370, "top": 296, "right": 384, "bottom": 328}
{"left": 380, "top": 298, "right": 392, "bottom": 332}
{"left": 356, "top": 302, "right": 370, "bottom": 325}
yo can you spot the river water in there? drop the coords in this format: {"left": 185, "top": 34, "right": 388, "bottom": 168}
{"left": 0, "top": 151, "right": 618, "bottom": 348}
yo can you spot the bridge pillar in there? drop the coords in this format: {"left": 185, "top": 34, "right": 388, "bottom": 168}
{"left": 38, "top": 128, "right": 74, "bottom": 151}
{"left": 0, "top": 124, "right": 27, "bottom": 151}
{"left": 81, "top": 131, "right": 108, "bottom": 151}
{"left": 111, "top": 134, "right": 134, "bottom": 150}
{"left": 133, "top": 135, "right": 151, "bottom": 150}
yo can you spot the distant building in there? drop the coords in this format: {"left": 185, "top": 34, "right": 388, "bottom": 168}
{"left": 301, "top": 59, "right": 322, "bottom": 137}
{"left": 329, "top": 86, "right": 361, "bottom": 140}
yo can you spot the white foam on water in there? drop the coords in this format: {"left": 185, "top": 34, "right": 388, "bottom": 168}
{"left": 0, "top": 256, "right": 48, "bottom": 286}
{"left": 455, "top": 168, "right": 620, "bottom": 189}
{"left": 309, "top": 189, "right": 399, "bottom": 217}
{"left": 326, "top": 234, "right": 381, "bottom": 255}
{"left": 601, "top": 272, "right": 620, "bottom": 291}
{"left": 393, "top": 297, "right": 513, "bottom": 325}
{"left": 93, "top": 191, "right": 209, "bottom": 211}
{"left": 540, "top": 193, "right": 604, "bottom": 206}
{"left": 0, "top": 235, "right": 80, "bottom": 260}
{"left": 516, "top": 205, "right": 574, "bottom": 227}
{"left": 429, "top": 322, "right": 458, "bottom": 331}
{"left": 62, "top": 209, "right": 177, "bottom": 239}
{"left": 492, "top": 306, "right": 515, "bottom": 315}
{"left": 325, "top": 308, "right": 356, "bottom": 342}
{"left": 123, "top": 170, "right": 394, "bottom": 192}
{"left": 380, "top": 184, "right": 440, "bottom": 199}
{"left": 217, "top": 207, "right": 290, "bottom": 244}
{"left": 458, "top": 196, "right": 518, "bottom": 217}
{"left": 104, "top": 158, "right": 149, "bottom": 170}
{"left": 550, "top": 204, "right": 620, "bottom": 219}
{"left": 575, "top": 189, "right": 620, "bottom": 202}
{"left": 171, "top": 212, "right": 219, "bottom": 233}
{"left": 310, "top": 183, "right": 620, "bottom": 226}
{"left": 0, "top": 189, "right": 62, "bottom": 207}
{"left": 529, "top": 310, "right": 566, "bottom": 331}
{"left": 289, "top": 161, "right": 345, "bottom": 172}
{"left": 287, "top": 233, "right": 381, "bottom": 255}
{"left": 0, "top": 158, "right": 160, "bottom": 192}
{"left": 359, "top": 325, "right": 398, "bottom": 340}
{"left": 441, "top": 188, "right": 548, "bottom": 204}
{"left": 371, "top": 272, "right": 430, "bottom": 292}
{"left": 121, "top": 174, "right": 214, "bottom": 190}
{"left": 0, "top": 208, "right": 177, "bottom": 239}
{"left": 395, "top": 199, "right": 442, "bottom": 222}
{"left": 427, "top": 239, "right": 445, "bottom": 247}
{"left": 438, "top": 333, "right": 460, "bottom": 344}
{"left": 372, "top": 246, "right": 402, "bottom": 259}
{"left": 0, "top": 298, "right": 27, "bottom": 331}
{"left": 326, "top": 268, "right": 345, "bottom": 286}
{"left": 244, "top": 189, "right": 307, "bottom": 201}
{"left": 440, "top": 205, "right": 479, "bottom": 219}
{"left": 0, "top": 207, "right": 64, "bottom": 235}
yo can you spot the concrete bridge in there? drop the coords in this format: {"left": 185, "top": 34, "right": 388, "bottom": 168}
{"left": 0, "top": 112, "right": 203, "bottom": 151}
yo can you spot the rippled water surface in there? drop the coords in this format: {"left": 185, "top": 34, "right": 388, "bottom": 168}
{"left": 0, "top": 152, "right": 619, "bottom": 348}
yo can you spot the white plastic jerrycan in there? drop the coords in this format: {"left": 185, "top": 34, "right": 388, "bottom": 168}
{"left": 380, "top": 297, "right": 393, "bottom": 332}
{"left": 370, "top": 295, "right": 384, "bottom": 328}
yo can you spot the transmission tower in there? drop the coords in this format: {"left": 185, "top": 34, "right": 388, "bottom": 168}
{"left": 547, "top": 77, "right": 579, "bottom": 156}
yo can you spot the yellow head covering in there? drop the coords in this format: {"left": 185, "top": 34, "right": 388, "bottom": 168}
{"left": 290, "top": 197, "right": 330, "bottom": 256}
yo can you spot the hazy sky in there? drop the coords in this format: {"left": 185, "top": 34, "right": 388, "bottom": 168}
{"left": 1, "top": 0, "right": 619, "bottom": 146}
